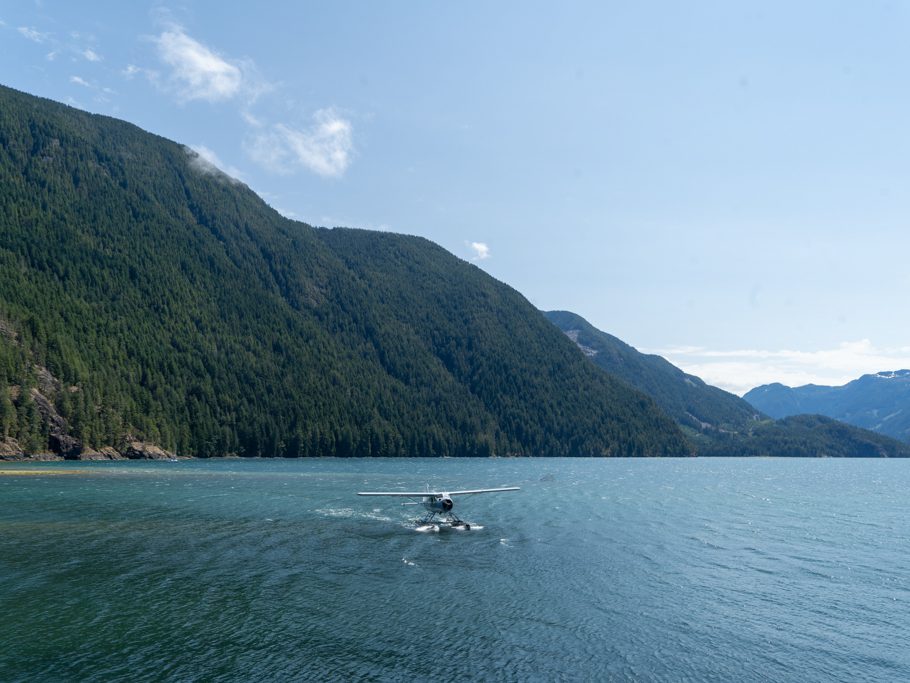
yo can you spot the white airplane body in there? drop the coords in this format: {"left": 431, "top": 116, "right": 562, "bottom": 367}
{"left": 357, "top": 486, "right": 519, "bottom": 529}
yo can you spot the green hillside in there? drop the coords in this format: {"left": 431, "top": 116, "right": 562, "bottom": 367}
{"left": 0, "top": 84, "right": 690, "bottom": 458}
{"left": 544, "top": 310, "right": 763, "bottom": 432}
{"left": 546, "top": 310, "right": 910, "bottom": 457}
{"left": 697, "top": 415, "right": 910, "bottom": 458}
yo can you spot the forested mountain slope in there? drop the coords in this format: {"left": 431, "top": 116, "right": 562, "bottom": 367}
{"left": 545, "top": 310, "right": 763, "bottom": 433}
{"left": 0, "top": 84, "right": 689, "bottom": 458}
{"left": 547, "top": 310, "right": 910, "bottom": 457}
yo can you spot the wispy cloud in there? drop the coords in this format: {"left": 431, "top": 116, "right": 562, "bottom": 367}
{"left": 154, "top": 27, "right": 245, "bottom": 102}
{"left": 19, "top": 24, "right": 104, "bottom": 67}
{"left": 185, "top": 145, "right": 245, "bottom": 184}
{"left": 151, "top": 24, "right": 271, "bottom": 104}
{"left": 468, "top": 241, "right": 491, "bottom": 261}
{"left": 67, "top": 75, "right": 115, "bottom": 107}
{"left": 18, "top": 26, "right": 50, "bottom": 43}
{"left": 240, "top": 109, "right": 263, "bottom": 127}
{"left": 146, "top": 22, "right": 354, "bottom": 179}
{"left": 649, "top": 339, "right": 910, "bottom": 395}
{"left": 246, "top": 109, "right": 353, "bottom": 177}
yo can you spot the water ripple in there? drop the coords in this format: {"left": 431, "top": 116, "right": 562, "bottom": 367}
{"left": 2, "top": 458, "right": 910, "bottom": 681}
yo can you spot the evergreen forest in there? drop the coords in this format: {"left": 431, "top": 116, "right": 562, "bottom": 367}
{"left": 0, "top": 84, "right": 690, "bottom": 458}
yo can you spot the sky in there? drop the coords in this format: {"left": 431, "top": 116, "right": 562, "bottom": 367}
{"left": 3, "top": 1, "right": 910, "bottom": 394}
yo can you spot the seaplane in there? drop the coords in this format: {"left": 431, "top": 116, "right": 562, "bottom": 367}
{"left": 357, "top": 486, "right": 520, "bottom": 530}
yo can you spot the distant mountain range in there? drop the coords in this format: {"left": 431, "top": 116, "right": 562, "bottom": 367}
{"left": 546, "top": 311, "right": 910, "bottom": 457}
{"left": 744, "top": 371, "right": 910, "bottom": 443}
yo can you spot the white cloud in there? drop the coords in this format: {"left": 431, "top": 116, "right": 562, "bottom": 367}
{"left": 122, "top": 64, "right": 140, "bottom": 78}
{"left": 240, "top": 109, "right": 263, "bottom": 127}
{"left": 154, "top": 27, "right": 244, "bottom": 102}
{"left": 246, "top": 109, "right": 353, "bottom": 177}
{"left": 18, "top": 26, "right": 50, "bottom": 43}
{"left": 649, "top": 339, "right": 910, "bottom": 395}
{"left": 70, "top": 75, "right": 91, "bottom": 87}
{"left": 185, "top": 145, "right": 245, "bottom": 184}
{"left": 146, "top": 22, "right": 353, "bottom": 177}
{"left": 468, "top": 241, "right": 491, "bottom": 260}
{"left": 82, "top": 48, "right": 101, "bottom": 62}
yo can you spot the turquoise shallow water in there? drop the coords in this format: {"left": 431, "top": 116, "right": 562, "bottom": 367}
{"left": 1, "top": 457, "right": 909, "bottom": 682}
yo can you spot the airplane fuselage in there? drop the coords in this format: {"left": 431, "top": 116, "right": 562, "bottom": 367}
{"left": 424, "top": 495, "right": 454, "bottom": 513}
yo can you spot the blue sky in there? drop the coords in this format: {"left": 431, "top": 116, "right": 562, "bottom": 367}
{"left": 3, "top": 1, "right": 910, "bottom": 393}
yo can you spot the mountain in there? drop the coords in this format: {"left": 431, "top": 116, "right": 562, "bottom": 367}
{"left": 544, "top": 310, "right": 762, "bottom": 433}
{"left": 546, "top": 310, "right": 910, "bottom": 457}
{"left": 0, "top": 83, "right": 690, "bottom": 459}
{"left": 744, "top": 371, "right": 910, "bottom": 443}
{"left": 699, "top": 414, "right": 910, "bottom": 457}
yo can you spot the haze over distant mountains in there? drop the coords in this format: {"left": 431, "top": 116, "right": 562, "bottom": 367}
{"left": 745, "top": 371, "right": 910, "bottom": 444}
{"left": 546, "top": 311, "right": 910, "bottom": 458}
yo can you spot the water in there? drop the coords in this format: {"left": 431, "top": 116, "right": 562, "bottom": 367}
{"left": 1, "top": 458, "right": 908, "bottom": 682}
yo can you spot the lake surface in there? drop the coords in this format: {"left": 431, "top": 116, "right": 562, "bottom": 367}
{"left": 1, "top": 458, "right": 908, "bottom": 682}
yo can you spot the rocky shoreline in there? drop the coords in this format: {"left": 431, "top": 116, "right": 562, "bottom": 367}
{"left": 0, "top": 438, "right": 178, "bottom": 462}
{"left": 0, "top": 361, "right": 180, "bottom": 462}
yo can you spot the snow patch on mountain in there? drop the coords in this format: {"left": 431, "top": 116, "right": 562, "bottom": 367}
{"left": 875, "top": 370, "right": 910, "bottom": 380}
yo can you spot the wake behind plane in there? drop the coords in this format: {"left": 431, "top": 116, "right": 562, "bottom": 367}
{"left": 357, "top": 486, "right": 520, "bottom": 530}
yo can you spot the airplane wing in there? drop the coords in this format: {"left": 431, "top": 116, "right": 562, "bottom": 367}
{"left": 357, "top": 491, "right": 439, "bottom": 497}
{"left": 446, "top": 487, "right": 520, "bottom": 496}
{"left": 357, "top": 487, "right": 519, "bottom": 497}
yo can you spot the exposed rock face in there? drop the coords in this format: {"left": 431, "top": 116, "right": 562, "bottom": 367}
{"left": 0, "top": 315, "right": 17, "bottom": 341}
{"left": 53, "top": 435, "right": 83, "bottom": 459}
{"left": 29, "top": 388, "right": 83, "bottom": 459}
{"left": 33, "top": 364, "right": 62, "bottom": 397}
{"left": 0, "top": 440, "right": 61, "bottom": 460}
{"left": 23, "top": 452, "right": 63, "bottom": 461}
{"left": 122, "top": 441, "right": 175, "bottom": 460}
{"left": 77, "top": 446, "right": 125, "bottom": 461}
{"left": 0, "top": 438, "right": 25, "bottom": 459}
